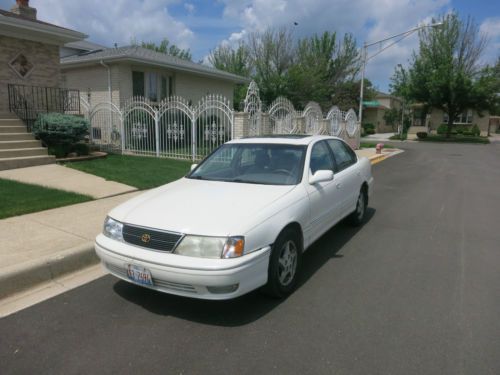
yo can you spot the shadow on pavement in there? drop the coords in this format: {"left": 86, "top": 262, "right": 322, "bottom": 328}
{"left": 113, "top": 208, "right": 376, "bottom": 327}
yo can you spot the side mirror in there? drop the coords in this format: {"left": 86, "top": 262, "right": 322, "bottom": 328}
{"left": 309, "top": 170, "right": 334, "bottom": 185}
{"left": 190, "top": 164, "right": 198, "bottom": 171}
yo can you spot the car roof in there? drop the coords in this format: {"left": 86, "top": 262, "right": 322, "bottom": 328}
{"left": 227, "top": 135, "right": 341, "bottom": 146}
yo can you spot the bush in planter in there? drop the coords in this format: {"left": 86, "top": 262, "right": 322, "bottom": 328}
{"left": 437, "top": 124, "right": 447, "bottom": 135}
{"left": 72, "top": 143, "right": 90, "bottom": 156}
{"left": 417, "top": 132, "right": 428, "bottom": 139}
{"left": 33, "top": 113, "right": 89, "bottom": 157}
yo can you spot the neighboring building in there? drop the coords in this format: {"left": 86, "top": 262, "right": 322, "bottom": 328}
{"left": 0, "top": 0, "right": 86, "bottom": 113}
{"left": 410, "top": 106, "right": 494, "bottom": 136}
{"left": 60, "top": 46, "right": 249, "bottom": 108}
{"left": 362, "top": 92, "right": 402, "bottom": 133}
{"left": 60, "top": 40, "right": 107, "bottom": 58}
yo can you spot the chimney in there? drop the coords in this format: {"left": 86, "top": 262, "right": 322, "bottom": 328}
{"left": 10, "top": 0, "right": 37, "bottom": 20}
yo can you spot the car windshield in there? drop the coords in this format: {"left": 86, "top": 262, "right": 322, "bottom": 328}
{"left": 188, "top": 143, "right": 307, "bottom": 185}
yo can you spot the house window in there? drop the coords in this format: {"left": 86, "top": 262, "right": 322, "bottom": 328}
{"left": 132, "top": 71, "right": 145, "bottom": 97}
{"left": 148, "top": 72, "right": 158, "bottom": 102}
{"left": 443, "top": 110, "right": 473, "bottom": 124}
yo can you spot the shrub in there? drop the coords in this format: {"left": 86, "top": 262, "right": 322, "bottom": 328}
{"left": 33, "top": 113, "right": 89, "bottom": 157}
{"left": 437, "top": 124, "right": 447, "bottom": 135}
{"left": 416, "top": 132, "right": 428, "bottom": 139}
{"left": 471, "top": 124, "right": 480, "bottom": 137}
{"left": 72, "top": 143, "right": 90, "bottom": 156}
{"left": 365, "top": 129, "right": 375, "bottom": 135}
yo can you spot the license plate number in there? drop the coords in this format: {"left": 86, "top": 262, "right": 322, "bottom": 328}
{"left": 127, "top": 264, "right": 153, "bottom": 286}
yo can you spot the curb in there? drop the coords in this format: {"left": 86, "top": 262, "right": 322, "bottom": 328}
{"left": 0, "top": 242, "right": 99, "bottom": 300}
{"left": 369, "top": 154, "right": 387, "bottom": 165}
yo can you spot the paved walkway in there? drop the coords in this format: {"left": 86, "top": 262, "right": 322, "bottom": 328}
{"left": 361, "top": 133, "right": 396, "bottom": 142}
{"left": 0, "top": 164, "right": 136, "bottom": 199}
{"left": 0, "top": 191, "right": 140, "bottom": 299}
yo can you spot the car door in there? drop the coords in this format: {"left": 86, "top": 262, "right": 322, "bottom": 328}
{"left": 326, "top": 139, "right": 361, "bottom": 218}
{"left": 305, "top": 140, "right": 343, "bottom": 242}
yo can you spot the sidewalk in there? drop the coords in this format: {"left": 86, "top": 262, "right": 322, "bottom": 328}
{"left": 0, "top": 164, "right": 136, "bottom": 199}
{"left": 0, "top": 191, "right": 140, "bottom": 299}
{"left": 355, "top": 147, "right": 403, "bottom": 165}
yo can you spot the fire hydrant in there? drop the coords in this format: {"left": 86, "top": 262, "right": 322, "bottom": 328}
{"left": 376, "top": 143, "right": 384, "bottom": 154}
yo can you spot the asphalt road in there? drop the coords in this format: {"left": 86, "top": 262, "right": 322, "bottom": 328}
{"left": 1, "top": 141, "right": 499, "bottom": 375}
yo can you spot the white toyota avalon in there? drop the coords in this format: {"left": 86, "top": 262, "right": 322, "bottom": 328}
{"left": 95, "top": 135, "right": 374, "bottom": 300}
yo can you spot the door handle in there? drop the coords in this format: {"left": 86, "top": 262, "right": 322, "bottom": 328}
{"left": 336, "top": 183, "right": 341, "bottom": 189}
{"left": 357, "top": 171, "right": 361, "bottom": 176}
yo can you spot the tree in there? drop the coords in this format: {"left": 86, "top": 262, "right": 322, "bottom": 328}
{"left": 390, "top": 13, "right": 489, "bottom": 137}
{"left": 131, "top": 37, "right": 192, "bottom": 61}
{"left": 208, "top": 43, "right": 250, "bottom": 109}
{"left": 332, "top": 79, "right": 376, "bottom": 111}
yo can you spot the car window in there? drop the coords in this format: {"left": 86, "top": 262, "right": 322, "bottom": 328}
{"left": 326, "top": 140, "right": 357, "bottom": 172}
{"left": 309, "top": 141, "right": 335, "bottom": 174}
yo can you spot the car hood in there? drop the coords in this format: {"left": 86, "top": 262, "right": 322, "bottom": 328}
{"left": 109, "top": 178, "right": 297, "bottom": 236}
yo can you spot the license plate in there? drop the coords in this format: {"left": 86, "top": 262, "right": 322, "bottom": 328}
{"left": 126, "top": 264, "right": 153, "bottom": 286}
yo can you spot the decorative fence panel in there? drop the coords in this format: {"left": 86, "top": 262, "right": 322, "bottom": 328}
{"left": 84, "top": 94, "right": 234, "bottom": 161}
{"left": 303, "top": 102, "right": 323, "bottom": 135}
{"left": 243, "top": 81, "right": 262, "bottom": 136}
{"left": 268, "top": 96, "right": 296, "bottom": 134}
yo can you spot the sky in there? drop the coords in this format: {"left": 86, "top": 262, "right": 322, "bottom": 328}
{"left": 1, "top": 0, "right": 499, "bottom": 92}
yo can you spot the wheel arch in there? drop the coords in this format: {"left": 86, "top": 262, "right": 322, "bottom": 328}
{"left": 275, "top": 222, "right": 304, "bottom": 252}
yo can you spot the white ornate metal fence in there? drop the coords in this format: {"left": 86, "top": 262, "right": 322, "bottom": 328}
{"left": 83, "top": 82, "right": 360, "bottom": 160}
{"left": 84, "top": 94, "right": 234, "bottom": 161}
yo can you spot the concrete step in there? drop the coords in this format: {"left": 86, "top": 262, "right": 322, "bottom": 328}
{"left": 0, "top": 140, "right": 42, "bottom": 150}
{"left": 0, "top": 125, "right": 27, "bottom": 133}
{"left": 0, "top": 155, "right": 56, "bottom": 171}
{"left": 0, "top": 119, "right": 25, "bottom": 126}
{"left": 0, "top": 133, "right": 36, "bottom": 141}
{"left": 0, "top": 147, "right": 48, "bottom": 158}
{"left": 0, "top": 113, "right": 21, "bottom": 119}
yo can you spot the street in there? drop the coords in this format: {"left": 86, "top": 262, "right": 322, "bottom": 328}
{"left": 1, "top": 141, "right": 499, "bottom": 375}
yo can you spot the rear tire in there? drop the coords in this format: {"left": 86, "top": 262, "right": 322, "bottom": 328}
{"left": 348, "top": 187, "right": 367, "bottom": 226}
{"left": 262, "top": 228, "right": 302, "bottom": 298}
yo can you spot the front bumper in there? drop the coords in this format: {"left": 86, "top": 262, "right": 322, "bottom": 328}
{"left": 95, "top": 234, "right": 271, "bottom": 300}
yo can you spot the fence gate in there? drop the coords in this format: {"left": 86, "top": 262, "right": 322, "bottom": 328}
{"left": 88, "top": 102, "right": 122, "bottom": 152}
{"left": 268, "top": 96, "right": 296, "bottom": 134}
{"left": 326, "top": 106, "right": 343, "bottom": 136}
{"left": 244, "top": 81, "right": 262, "bottom": 136}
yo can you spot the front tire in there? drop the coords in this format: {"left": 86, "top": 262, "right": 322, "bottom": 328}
{"left": 348, "top": 188, "right": 367, "bottom": 226}
{"left": 263, "top": 228, "right": 302, "bottom": 298}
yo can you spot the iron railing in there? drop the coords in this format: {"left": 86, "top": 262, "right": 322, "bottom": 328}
{"left": 7, "top": 84, "right": 81, "bottom": 131}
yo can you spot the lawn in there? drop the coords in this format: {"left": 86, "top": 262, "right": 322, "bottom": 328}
{"left": 0, "top": 178, "right": 92, "bottom": 220}
{"left": 360, "top": 142, "right": 386, "bottom": 149}
{"left": 65, "top": 154, "right": 192, "bottom": 189}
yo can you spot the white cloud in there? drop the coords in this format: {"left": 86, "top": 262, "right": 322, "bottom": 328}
{"left": 184, "top": 3, "right": 195, "bottom": 14}
{"left": 30, "top": 0, "right": 194, "bottom": 49}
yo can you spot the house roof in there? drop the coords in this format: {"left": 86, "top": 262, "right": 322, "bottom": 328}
{"left": 375, "top": 91, "right": 402, "bottom": 101}
{"left": 0, "top": 8, "right": 86, "bottom": 44}
{"left": 61, "top": 46, "right": 250, "bottom": 84}
{"left": 64, "top": 40, "right": 107, "bottom": 52}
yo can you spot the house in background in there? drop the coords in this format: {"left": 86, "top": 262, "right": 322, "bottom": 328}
{"left": 60, "top": 46, "right": 249, "bottom": 109}
{"left": 362, "top": 92, "right": 402, "bottom": 133}
{"left": 60, "top": 40, "right": 107, "bottom": 58}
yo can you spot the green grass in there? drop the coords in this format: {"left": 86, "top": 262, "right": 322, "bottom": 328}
{"left": 65, "top": 154, "right": 192, "bottom": 189}
{"left": 0, "top": 178, "right": 92, "bottom": 220}
{"left": 418, "top": 135, "right": 490, "bottom": 144}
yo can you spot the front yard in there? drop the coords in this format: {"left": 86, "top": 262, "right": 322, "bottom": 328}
{"left": 64, "top": 154, "right": 192, "bottom": 189}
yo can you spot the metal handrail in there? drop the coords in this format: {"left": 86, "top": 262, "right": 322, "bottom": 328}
{"left": 7, "top": 84, "right": 81, "bottom": 132}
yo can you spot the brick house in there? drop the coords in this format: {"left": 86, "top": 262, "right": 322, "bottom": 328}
{"left": 0, "top": 0, "right": 86, "bottom": 113}
{"left": 362, "top": 92, "right": 402, "bottom": 133}
{"left": 60, "top": 46, "right": 249, "bottom": 109}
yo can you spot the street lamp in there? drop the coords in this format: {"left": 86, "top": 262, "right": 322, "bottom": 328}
{"left": 357, "top": 22, "right": 443, "bottom": 129}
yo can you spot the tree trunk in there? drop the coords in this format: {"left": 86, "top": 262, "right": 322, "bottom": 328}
{"left": 446, "top": 111, "right": 453, "bottom": 138}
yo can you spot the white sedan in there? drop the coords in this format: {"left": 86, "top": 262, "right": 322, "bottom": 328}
{"left": 95, "top": 135, "right": 373, "bottom": 300}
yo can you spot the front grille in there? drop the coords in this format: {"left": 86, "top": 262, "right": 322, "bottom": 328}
{"left": 122, "top": 224, "right": 182, "bottom": 252}
{"left": 106, "top": 263, "right": 197, "bottom": 294}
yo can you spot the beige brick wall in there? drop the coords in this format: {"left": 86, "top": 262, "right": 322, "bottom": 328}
{"left": 61, "top": 64, "right": 121, "bottom": 107}
{"left": 427, "top": 108, "right": 491, "bottom": 135}
{"left": 0, "top": 35, "right": 60, "bottom": 112}
{"left": 175, "top": 72, "right": 234, "bottom": 106}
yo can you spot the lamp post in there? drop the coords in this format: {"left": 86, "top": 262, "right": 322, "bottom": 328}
{"left": 358, "top": 22, "right": 443, "bottom": 128}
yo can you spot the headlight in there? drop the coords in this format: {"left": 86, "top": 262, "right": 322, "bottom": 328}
{"left": 174, "top": 236, "right": 245, "bottom": 259}
{"left": 103, "top": 216, "right": 123, "bottom": 241}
